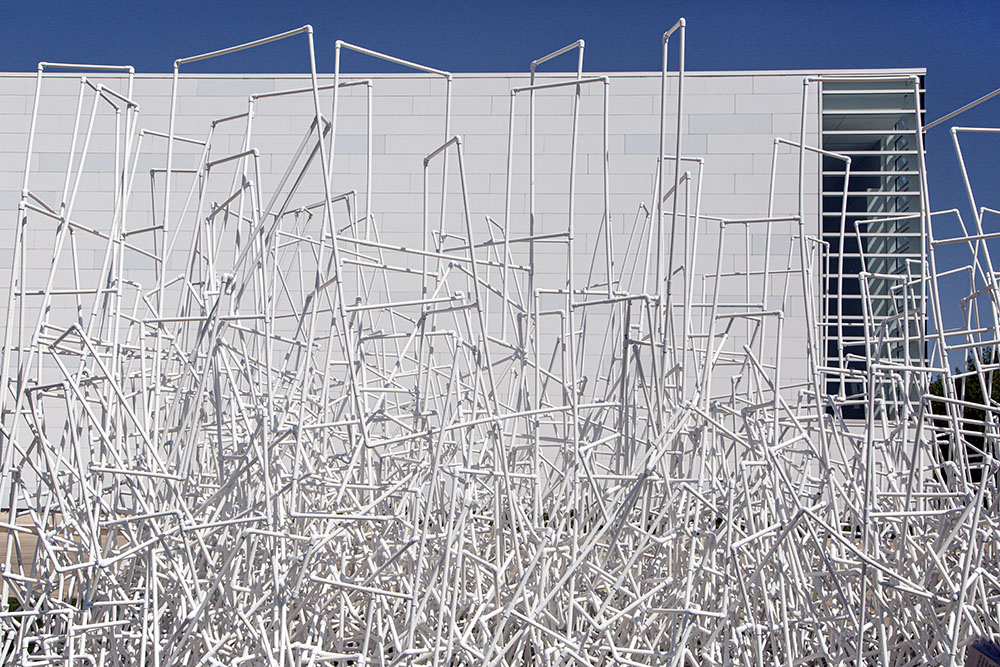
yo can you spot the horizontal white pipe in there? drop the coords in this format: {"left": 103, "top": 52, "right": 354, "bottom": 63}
{"left": 39, "top": 62, "right": 134, "bottom": 72}
{"left": 252, "top": 79, "right": 371, "bottom": 101}
{"left": 336, "top": 40, "right": 450, "bottom": 77}
{"left": 925, "top": 85, "right": 1000, "bottom": 132}
{"left": 176, "top": 26, "right": 312, "bottom": 66}
{"left": 512, "top": 76, "right": 606, "bottom": 94}
{"left": 530, "top": 40, "right": 584, "bottom": 71}
{"left": 662, "top": 17, "right": 686, "bottom": 41}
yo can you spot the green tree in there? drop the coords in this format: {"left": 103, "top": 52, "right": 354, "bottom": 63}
{"left": 928, "top": 349, "right": 998, "bottom": 484}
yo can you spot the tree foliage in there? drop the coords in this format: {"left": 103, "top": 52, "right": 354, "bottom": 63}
{"left": 928, "top": 349, "right": 998, "bottom": 483}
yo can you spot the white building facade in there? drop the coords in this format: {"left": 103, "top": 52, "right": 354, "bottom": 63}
{"left": 0, "top": 68, "right": 925, "bottom": 396}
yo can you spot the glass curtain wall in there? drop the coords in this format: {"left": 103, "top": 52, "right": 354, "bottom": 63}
{"left": 820, "top": 77, "right": 925, "bottom": 418}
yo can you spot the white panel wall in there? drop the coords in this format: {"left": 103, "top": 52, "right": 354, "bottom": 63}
{"left": 0, "top": 69, "right": 906, "bottom": 393}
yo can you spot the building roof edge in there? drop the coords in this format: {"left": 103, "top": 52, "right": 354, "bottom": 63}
{"left": 0, "top": 68, "right": 928, "bottom": 78}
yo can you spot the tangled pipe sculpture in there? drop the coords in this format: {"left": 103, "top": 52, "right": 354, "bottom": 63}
{"left": 0, "top": 21, "right": 998, "bottom": 666}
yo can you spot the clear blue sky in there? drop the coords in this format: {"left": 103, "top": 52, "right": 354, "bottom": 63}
{"left": 2, "top": 0, "right": 998, "bottom": 302}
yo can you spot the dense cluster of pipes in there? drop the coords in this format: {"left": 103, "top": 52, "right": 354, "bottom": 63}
{"left": 0, "top": 21, "right": 998, "bottom": 666}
